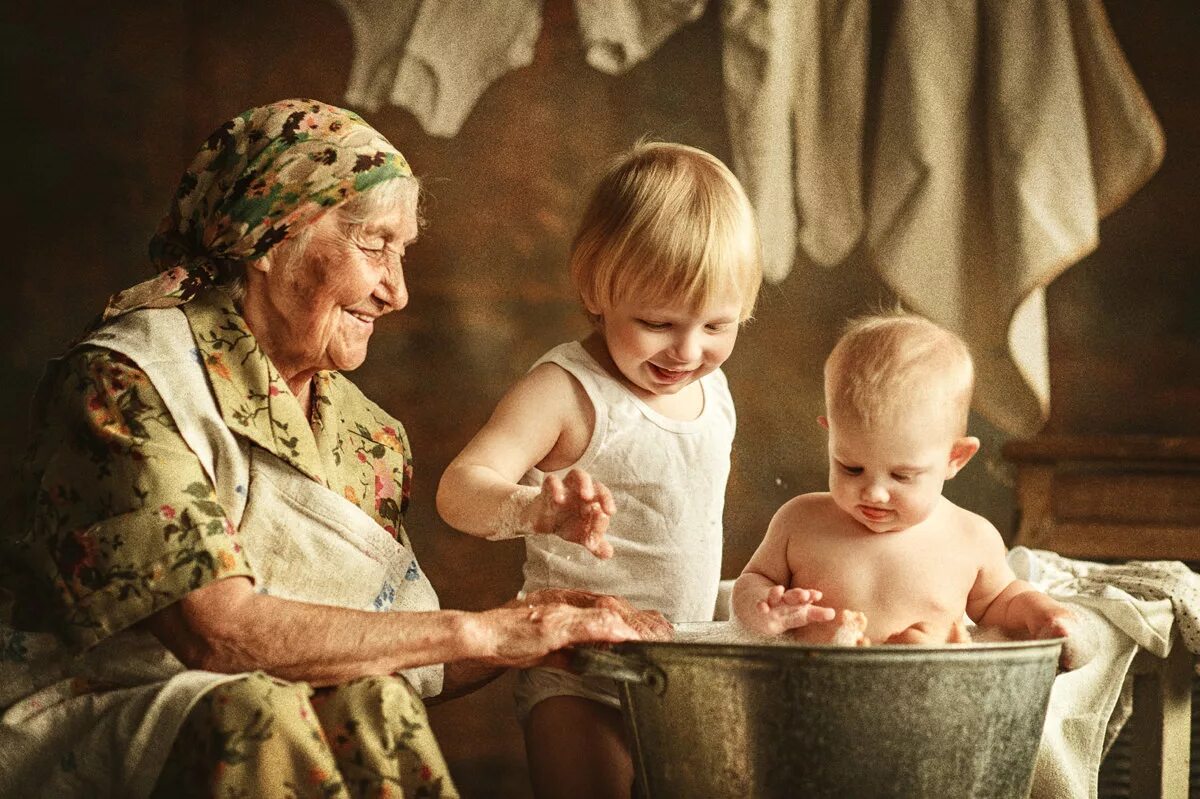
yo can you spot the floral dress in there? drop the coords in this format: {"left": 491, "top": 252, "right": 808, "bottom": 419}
{"left": 1, "top": 288, "right": 455, "bottom": 798}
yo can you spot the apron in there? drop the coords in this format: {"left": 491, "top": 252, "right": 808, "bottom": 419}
{"left": 0, "top": 307, "right": 442, "bottom": 797}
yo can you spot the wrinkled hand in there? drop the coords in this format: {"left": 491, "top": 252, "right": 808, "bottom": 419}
{"left": 473, "top": 602, "right": 640, "bottom": 669}
{"left": 746, "top": 585, "right": 837, "bottom": 636}
{"left": 885, "top": 619, "right": 972, "bottom": 645}
{"left": 519, "top": 588, "right": 673, "bottom": 642}
{"left": 525, "top": 469, "right": 615, "bottom": 559}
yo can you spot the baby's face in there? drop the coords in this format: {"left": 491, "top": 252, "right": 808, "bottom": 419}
{"left": 591, "top": 294, "right": 742, "bottom": 398}
{"left": 825, "top": 413, "right": 959, "bottom": 533}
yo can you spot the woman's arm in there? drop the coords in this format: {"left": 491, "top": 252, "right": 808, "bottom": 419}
{"left": 143, "top": 576, "right": 639, "bottom": 688}
{"left": 436, "top": 364, "right": 614, "bottom": 557}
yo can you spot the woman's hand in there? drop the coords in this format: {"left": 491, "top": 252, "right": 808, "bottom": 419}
{"left": 467, "top": 602, "right": 640, "bottom": 669}
{"left": 524, "top": 469, "right": 615, "bottom": 559}
{"left": 520, "top": 588, "right": 674, "bottom": 642}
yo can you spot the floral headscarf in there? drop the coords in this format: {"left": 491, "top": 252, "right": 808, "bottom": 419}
{"left": 101, "top": 99, "right": 412, "bottom": 321}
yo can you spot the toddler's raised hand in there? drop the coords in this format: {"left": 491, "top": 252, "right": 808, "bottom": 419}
{"left": 750, "top": 584, "right": 837, "bottom": 635}
{"left": 526, "top": 469, "right": 615, "bottom": 559}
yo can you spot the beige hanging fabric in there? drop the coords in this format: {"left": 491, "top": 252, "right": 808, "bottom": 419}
{"left": 865, "top": 0, "right": 1164, "bottom": 435}
{"left": 721, "top": 0, "right": 869, "bottom": 282}
{"left": 338, "top": 0, "right": 707, "bottom": 138}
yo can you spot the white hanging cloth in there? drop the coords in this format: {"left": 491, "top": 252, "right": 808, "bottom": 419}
{"left": 337, "top": 0, "right": 706, "bottom": 138}
{"left": 865, "top": 0, "right": 1164, "bottom": 435}
{"left": 721, "top": 0, "right": 869, "bottom": 281}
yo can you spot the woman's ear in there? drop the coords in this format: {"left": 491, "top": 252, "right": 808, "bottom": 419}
{"left": 946, "top": 436, "right": 981, "bottom": 479}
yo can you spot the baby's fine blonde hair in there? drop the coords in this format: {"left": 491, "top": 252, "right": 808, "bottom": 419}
{"left": 570, "top": 141, "right": 763, "bottom": 322}
{"left": 824, "top": 312, "right": 975, "bottom": 435}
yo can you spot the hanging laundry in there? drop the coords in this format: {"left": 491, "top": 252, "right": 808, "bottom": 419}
{"left": 336, "top": 0, "right": 423, "bottom": 112}
{"left": 394, "top": 0, "right": 542, "bottom": 138}
{"left": 865, "top": 0, "right": 1163, "bottom": 436}
{"left": 575, "top": 0, "right": 706, "bottom": 75}
{"left": 337, "top": 0, "right": 709, "bottom": 138}
{"left": 722, "top": 0, "right": 868, "bottom": 282}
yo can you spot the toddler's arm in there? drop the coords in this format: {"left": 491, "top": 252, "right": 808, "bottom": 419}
{"left": 436, "top": 364, "right": 614, "bottom": 558}
{"left": 733, "top": 499, "right": 835, "bottom": 635}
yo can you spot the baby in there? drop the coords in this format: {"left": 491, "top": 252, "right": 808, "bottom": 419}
{"left": 438, "top": 141, "right": 763, "bottom": 798}
{"left": 732, "top": 313, "right": 1084, "bottom": 665}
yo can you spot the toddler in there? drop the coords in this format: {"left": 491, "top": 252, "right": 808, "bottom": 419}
{"left": 437, "top": 141, "right": 763, "bottom": 799}
{"left": 732, "top": 313, "right": 1084, "bottom": 664}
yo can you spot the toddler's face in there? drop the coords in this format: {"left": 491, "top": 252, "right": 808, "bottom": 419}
{"left": 592, "top": 294, "right": 742, "bottom": 398}
{"left": 824, "top": 413, "right": 964, "bottom": 533}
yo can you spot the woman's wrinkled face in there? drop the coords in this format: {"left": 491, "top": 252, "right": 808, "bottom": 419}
{"left": 251, "top": 204, "right": 418, "bottom": 375}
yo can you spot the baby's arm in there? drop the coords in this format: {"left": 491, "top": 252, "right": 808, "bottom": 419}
{"left": 966, "top": 519, "right": 1092, "bottom": 668}
{"left": 732, "top": 498, "right": 836, "bottom": 635}
{"left": 436, "top": 364, "right": 614, "bottom": 558}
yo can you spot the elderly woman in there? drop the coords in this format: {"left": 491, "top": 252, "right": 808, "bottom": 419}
{"left": 0, "top": 99, "right": 665, "bottom": 798}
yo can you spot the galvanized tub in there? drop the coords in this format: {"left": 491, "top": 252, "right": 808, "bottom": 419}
{"left": 575, "top": 631, "right": 1061, "bottom": 799}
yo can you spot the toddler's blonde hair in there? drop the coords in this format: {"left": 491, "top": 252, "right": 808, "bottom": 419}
{"left": 824, "top": 312, "right": 975, "bottom": 435}
{"left": 570, "top": 141, "right": 762, "bottom": 322}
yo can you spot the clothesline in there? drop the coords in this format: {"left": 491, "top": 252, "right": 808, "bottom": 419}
{"left": 335, "top": 0, "right": 1164, "bottom": 438}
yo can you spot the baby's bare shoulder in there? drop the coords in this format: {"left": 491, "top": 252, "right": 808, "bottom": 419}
{"left": 940, "top": 499, "right": 1006, "bottom": 553}
{"left": 775, "top": 492, "right": 837, "bottom": 525}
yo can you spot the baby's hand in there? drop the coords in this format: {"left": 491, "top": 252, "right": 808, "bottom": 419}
{"left": 749, "top": 585, "right": 837, "bottom": 635}
{"left": 527, "top": 469, "right": 615, "bottom": 559}
{"left": 788, "top": 609, "right": 871, "bottom": 646}
{"left": 1032, "top": 608, "right": 1097, "bottom": 671}
{"left": 885, "top": 619, "right": 972, "bottom": 645}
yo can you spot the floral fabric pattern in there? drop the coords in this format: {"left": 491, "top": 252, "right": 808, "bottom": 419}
{"left": 152, "top": 672, "right": 457, "bottom": 799}
{"left": 101, "top": 98, "right": 412, "bottom": 323}
{"left": 11, "top": 288, "right": 416, "bottom": 649}
{"left": 0, "top": 98, "right": 440, "bottom": 797}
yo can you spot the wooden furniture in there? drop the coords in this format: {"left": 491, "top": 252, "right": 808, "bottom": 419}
{"left": 1003, "top": 435, "right": 1200, "bottom": 561}
{"left": 1004, "top": 434, "right": 1200, "bottom": 798}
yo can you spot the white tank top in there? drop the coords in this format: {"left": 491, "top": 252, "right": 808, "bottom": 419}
{"left": 520, "top": 341, "right": 735, "bottom": 622}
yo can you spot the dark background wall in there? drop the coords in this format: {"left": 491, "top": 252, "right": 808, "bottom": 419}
{"left": 4, "top": 1, "right": 1197, "bottom": 795}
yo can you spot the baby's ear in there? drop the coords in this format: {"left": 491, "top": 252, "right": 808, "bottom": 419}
{"left": 946, "top": 436, "right": 981, "bottom": 478}
{"left": 817, "top": 415, "right": 829, "bottom": 430}
{"left": 247, "top": 254, "right": 271, "bottom": 274}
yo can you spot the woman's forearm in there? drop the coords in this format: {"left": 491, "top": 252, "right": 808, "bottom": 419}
{"left": 146, "top": 577, "right": 641, "bottom": 690}
{"left": 145, "top": 576, "right": 485, "bottom": 687}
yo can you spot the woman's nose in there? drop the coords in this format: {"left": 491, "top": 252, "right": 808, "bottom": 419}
{"left": 376, "top": 262, "right": 408, "bottom": 312}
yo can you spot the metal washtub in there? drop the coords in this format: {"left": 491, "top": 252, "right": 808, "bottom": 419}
{"left": 575, "top": 631, "right": 1061, "bottom": 799}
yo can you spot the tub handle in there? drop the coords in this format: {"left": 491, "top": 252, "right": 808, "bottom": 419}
{"left": 573, "top": 647, "right": 668, "bottom": 695}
